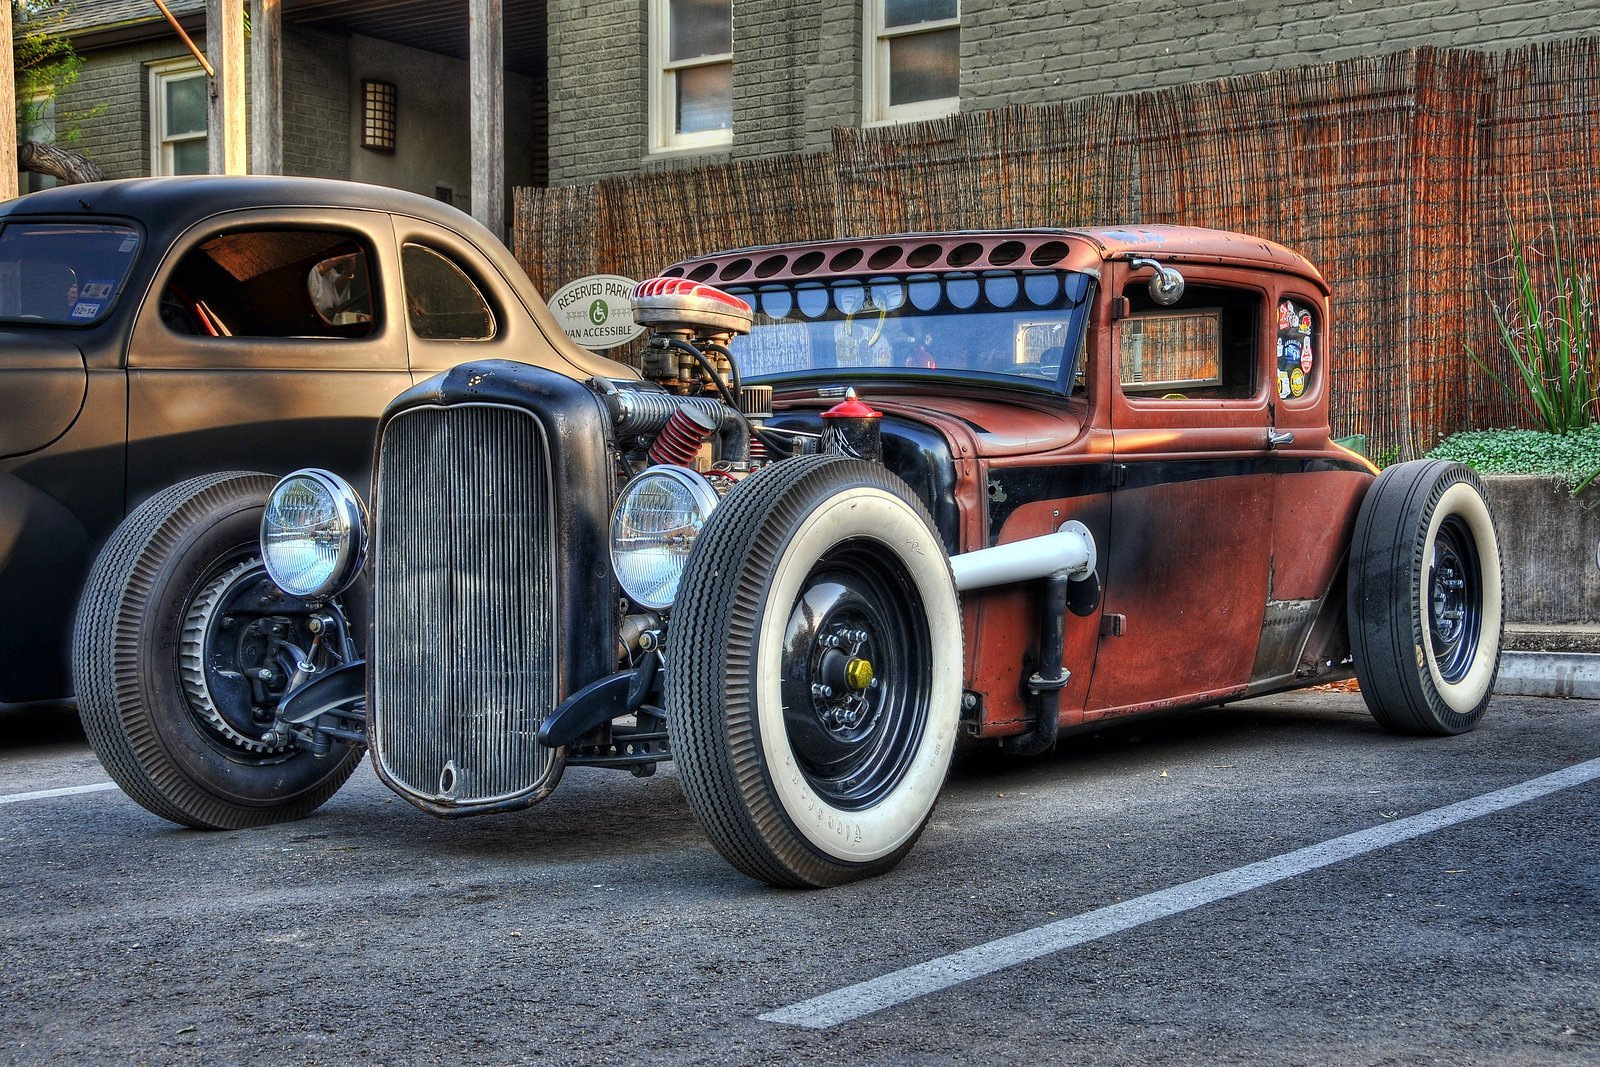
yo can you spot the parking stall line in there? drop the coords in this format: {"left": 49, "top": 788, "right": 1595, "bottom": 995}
{"left": 0, "top": 782, "right": 118, "bottom": 805}
{"left": 761, "top": 757, "right": 1600, "bottom": 1031}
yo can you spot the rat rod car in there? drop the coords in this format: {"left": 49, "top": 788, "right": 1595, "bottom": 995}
{"left": 75, "top": 225, "right": 1504, "bottom": 888}
{"left": 0, "top": 175, "right": 556, "bottom": 708}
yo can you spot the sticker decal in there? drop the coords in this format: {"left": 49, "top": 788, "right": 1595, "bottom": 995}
{"left": 81, "top": 281, "right": 115, "bottom": 300}
{"left": 1278, "top": 301, "right": 1293, "bottom": 330}
{"left": 1278, "top": 369, "right": 1292, "bottom": 399}
{"left": 1289, "top": 366, "right": 1306, "bottom": 397}
{"left": 70, "top": 302, "right": 100, "bottom": 319}
{"left": 1300, "top": 337, "right": 1314, "bottom": 374}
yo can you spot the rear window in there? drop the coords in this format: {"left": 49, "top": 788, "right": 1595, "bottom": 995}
{"left": 0, "top": 221, "right": 141, "bottom": 325}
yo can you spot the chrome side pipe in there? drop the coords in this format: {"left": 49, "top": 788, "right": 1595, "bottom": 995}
{"left": 949, "top": 521, "right": 1100, "bottom": 756}
{"left": 950, "top": 520, "right": 1097, "bottom": 591}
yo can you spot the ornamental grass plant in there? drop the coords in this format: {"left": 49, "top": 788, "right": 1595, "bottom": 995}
{"left": 1471, "top": 211, "right": 1599, "bottom": 435}
{"left": 1432, "top": 210, "right": 1600, "bottom": 493}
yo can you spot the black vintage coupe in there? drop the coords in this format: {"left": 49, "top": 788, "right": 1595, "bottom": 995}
{"left": 0, "top": 175, "right": 613, "bottom": 706}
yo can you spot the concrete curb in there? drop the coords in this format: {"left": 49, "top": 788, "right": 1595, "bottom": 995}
{"left": 1495, "top": 651, "right": 1600, "bottom": 700}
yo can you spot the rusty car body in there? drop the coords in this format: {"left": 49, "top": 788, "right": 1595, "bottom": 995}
{"left": 75, "top": 221, "right": 1505, "bottom": 887}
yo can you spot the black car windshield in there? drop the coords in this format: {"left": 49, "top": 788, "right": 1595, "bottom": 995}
{"left": 0, "top": 221, "right": 142, "bottom": 326}
{"left": 725, "top": 270, "right": 1093, "bottom": 390}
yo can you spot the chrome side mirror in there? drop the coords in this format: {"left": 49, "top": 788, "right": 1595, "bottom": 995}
{"left": 1129, "top": 256, "right": 1185, "bottom": 306}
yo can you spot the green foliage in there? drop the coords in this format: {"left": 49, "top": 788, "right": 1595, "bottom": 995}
{"left": 1427, "top": 426, "right": 1600, "bottom": 492}
{"left": 13, "top": 2, "right": 84, "bottom": 141}
{"left": 1471, "top": 209, "right": 1600, "bottom": 434}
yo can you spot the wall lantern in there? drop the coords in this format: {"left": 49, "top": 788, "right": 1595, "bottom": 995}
{"left": 361, "top": 80, "right": 397, "bottom": 152}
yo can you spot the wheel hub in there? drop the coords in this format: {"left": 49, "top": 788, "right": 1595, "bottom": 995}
{"left": 179, "top": 558, "right": 333, "bottom": 755}
{"left": 775, "top": 544, "right": 932, "bottom": 811}
{"left": 1427, "top": 516, "right": 1483, "bottom": 684}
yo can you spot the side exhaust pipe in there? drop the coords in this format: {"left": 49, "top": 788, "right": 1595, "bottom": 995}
{"left": 949, "top": 521, "right": 1100, "bottom": 755}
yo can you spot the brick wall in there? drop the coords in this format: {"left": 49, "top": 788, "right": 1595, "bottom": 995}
{"left": 281, "top": 27, "right": 351, "bottom": 179}
{"left": 961, "top": 0, "right": 1586, "bottom": 106}
{"left": 58, "top": 40, "right": 203, "bottom": 178}
{"left": 546, "top": 0, "right": 1599, "bottom": 184}
{"left": 546, "top": 0, "right": 650, "bottom": 184}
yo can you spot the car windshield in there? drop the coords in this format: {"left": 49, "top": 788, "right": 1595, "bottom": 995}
{"left": 725, "top": 270, "right": 1093, "bottom": 390}
{"left": 0, "top": 221, "right": 142, "bottom": 326}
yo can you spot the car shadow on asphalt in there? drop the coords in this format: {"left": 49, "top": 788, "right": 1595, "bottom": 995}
{"left": 0, "top": 700, "right": 84, "bottom": 752}
{"left": 946, "top": 692, "right": 1380, "bottom": 786}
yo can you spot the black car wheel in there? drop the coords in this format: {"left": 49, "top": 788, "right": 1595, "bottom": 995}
{"left": 666, "top": 456, "right": 961, "bottom": 888}
{"left": 74, "top": 471, "right": 363, "bottom": 828}
{"left": 1348, "top": 460, "right": 1504, "bottom": 735}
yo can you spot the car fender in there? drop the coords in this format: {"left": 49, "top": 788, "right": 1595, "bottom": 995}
{"left": 0, "top": 470, "right": 92, "bottom": 703}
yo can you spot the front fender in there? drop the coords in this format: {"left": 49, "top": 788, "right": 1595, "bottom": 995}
{"left": 0, "top": 471, "right": 92, "bottom": 702}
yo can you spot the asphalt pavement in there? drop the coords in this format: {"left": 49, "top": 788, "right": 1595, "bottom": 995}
{"left": 2, "top": 691, "right": 1596, "bottom": 1065}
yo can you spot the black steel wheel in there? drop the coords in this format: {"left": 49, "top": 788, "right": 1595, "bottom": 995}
{"left": 73, "top": 471, "right": 363, "bottom": 828}
{"left": 1348, "top": 459, "right": 1504, "bottom": 735}
{"left": 666, "top": 456, "right": 961, "bottom": 888}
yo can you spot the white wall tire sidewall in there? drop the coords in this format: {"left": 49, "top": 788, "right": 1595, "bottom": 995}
{"left": 1420, "top": 481, "right": 1502, "bottom": 715}
{"left": 754, "top": 488, "right": 960, "bottom": 864}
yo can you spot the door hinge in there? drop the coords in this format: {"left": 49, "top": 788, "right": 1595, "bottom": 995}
{"left": 1100, "top": 613, "right": 1127, "bottom": 637}
{"left": 1111, "top": 463, "right": 1127, "bottom": 488}
{"left": 1112, "top": 295, "right": 1131, "bottom": 321}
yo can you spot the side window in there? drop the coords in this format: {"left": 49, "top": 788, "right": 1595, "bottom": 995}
{"left": 401, "top": 244, "right": 495, "bottom": 341}
{"left": 1275, "top": 298, "right": 1318, "bottom": 401}
{"left": 1117, "top": 285, "right": 1258, "bottom": 400}
{"left": 160, "top": 229, "right": 376, "bottom": 339}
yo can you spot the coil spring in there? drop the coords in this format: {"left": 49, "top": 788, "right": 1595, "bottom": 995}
{"left": 648, "top": 405, "right": 718, "bottom": 467}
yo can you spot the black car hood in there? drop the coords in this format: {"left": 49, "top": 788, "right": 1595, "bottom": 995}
{"left": 0, "top": 331, "right": 87, "bottom": 459}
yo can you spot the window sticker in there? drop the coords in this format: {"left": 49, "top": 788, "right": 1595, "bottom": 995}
{"left": 1276, "top": 299, "right": 1316, "bottom": 399}
{"left": 71, "top": 301, "right": 100, "bottom": 319}
{"left": 81, "top": 281, "right": 115, "bottom": 300}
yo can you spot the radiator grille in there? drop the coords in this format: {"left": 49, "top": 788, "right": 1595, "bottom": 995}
{"left": 371, "top": 403, "right": 559, "bottom": 809}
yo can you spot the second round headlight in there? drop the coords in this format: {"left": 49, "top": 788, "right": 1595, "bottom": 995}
{"left": 261, "top": 468, "right": 367, "bottom": 599}
{"left": 610, "top": 465, "right": 719, "bottom": 610}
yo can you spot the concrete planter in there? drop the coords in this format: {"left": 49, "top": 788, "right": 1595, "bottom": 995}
{"left": 1480, "top": 474, "right": 1600, "bottom": 697}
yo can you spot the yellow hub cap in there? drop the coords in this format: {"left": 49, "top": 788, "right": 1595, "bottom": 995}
{"left": 845, "top": 656, "right": 876, "bottom": 692}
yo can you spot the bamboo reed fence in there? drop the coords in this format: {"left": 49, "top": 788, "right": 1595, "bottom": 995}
{"left": 512, "top": 37, "right": 1600, "bottom": 459}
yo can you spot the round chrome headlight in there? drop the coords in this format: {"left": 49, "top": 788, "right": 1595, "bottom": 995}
{"left": 610, "top": 465, "right": 719, "bottom": 610}
{"left": 261, "top": 468, "right": 367, "bottom": 599}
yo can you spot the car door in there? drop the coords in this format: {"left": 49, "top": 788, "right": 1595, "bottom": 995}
{"left": 124, "top": 208, "right": 411, "bottom": 507}
{"left": 1085, "top": 263, "right": 1277, "bottom": 716}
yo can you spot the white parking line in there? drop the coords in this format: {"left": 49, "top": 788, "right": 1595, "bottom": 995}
{"left": 761, "top": 756, "right": 1600, "bottom": 1030}
{"left": 0, "top": 781, "right": 118, "bottom": 805}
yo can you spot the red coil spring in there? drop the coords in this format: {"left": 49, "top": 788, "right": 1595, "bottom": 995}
{"left": 648, "top": 406, "right": 716, "bottom": 467}
{"left": 748, "top": 433, "right": 768, "bottom": 466}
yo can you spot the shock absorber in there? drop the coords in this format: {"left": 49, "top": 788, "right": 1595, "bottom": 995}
{"left": 647, "top": 404, "right": 718, "bottom": 468}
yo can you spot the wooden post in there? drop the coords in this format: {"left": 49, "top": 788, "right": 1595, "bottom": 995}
{"left": 0, "top": 2, "right": 18, "bottom": 200}
{"left": 469, "top": 0, "right": 505, "bottom": 239}
{"left": 206, "top": 0, "right": 246, "bottom": 174}
{"left": 249, "top": 0, "right": 283, "bottom": 174}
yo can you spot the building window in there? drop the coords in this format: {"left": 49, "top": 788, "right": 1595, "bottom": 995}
{"left": 649, "top": 0, "right": 732, "bottom": 152}
{"left": 864, "top": 0, "right": 960, "bottom": 125}
{"left": 150, "top": 60, "right": 208, "bottom": 175}
{"left": 361, "top": 80, "right": 397, "bottom": 152}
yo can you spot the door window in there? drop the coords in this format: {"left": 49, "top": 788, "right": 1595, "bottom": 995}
{"left": 1117, "top": 284, "right": 1259, "bottom": 401}
{"left": 160, "top": 229, "right": 376, "bottom": 339}
{"left": 401, "top": 244, "right": 495, "bottom": 341}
